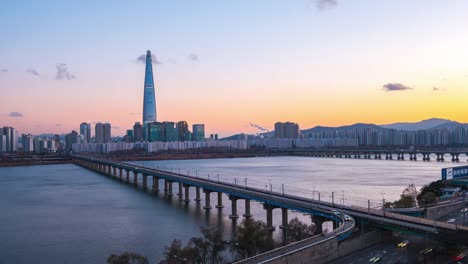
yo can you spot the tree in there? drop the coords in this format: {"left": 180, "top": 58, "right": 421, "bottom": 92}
{"left": 231, "top": 219, "right": 274, "bottom": 259}
{"left": 417, "top": 180, "right": 451, "bottom": 205}
{"left": 160, "top": 226, "right": 226, "bottom": 264}
{"left": 418, "top": 191, "right": 437, "bottom": 207}
{"left": 287, "top": 217, "right": 316, "bottom": 243}
{"left": 161, "top": 239, "right": 196, "bottom": 264}
{"left": 199, "top": 226, "right": 226, "bottom": 264}
{"left": 389, "top": 184, "right": 419, "bottom": 208}
{"left": 107, "top": 252, "right": 149, "bottom": 264}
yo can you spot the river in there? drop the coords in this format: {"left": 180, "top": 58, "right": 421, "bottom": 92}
{"left": 0, "top": 156, "right": 462, "bottom": 263}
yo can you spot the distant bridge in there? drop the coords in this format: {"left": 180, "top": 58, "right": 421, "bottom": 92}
{"left": 284, "top": 149, "right": 468, "bottom": 162}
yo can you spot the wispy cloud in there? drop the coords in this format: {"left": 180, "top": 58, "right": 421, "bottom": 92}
{"left": 249, "top": 122, "right": 268, "bottom": 131}
{"left": 315, "top": 0, "right": 338, "bottom": 10}
{"left": 1, "top": 69, "right": 7, "bottom": 73}
{"left": 56, "top": 123, "right": 63, "bottom": 127}
{"left": 137, "top": 54, "right": 162, "bottom": 65}
{"left": 382, "top": 83, "right": 413, "bottom": 92}
{"left": 433, "top": 87, "right": 446, "bottom": 92}
{"left": 112, "top": 126, "right": 121, "bottom": 130}
{"left": 188, "top": 53, "right": 199, "bottom": 62}
{"left": 8, "top": 112, "right": 24, "bottom": 118}
{"left": 26, "top": 68, "right": 40, "bottom": 77}
{"left": 129, "top": 112, "right": 141, "bottom": 116}
{"left": 55, "top": 64, "right": 76, "bottom": 80}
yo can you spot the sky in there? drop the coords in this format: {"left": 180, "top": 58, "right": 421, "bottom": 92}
{"left": 1, "top": 0, "right": 468, "bottom": 137}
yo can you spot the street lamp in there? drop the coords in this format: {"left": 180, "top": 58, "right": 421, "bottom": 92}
{"left": 380, "top": 192, "right": 386, "bottom": 217}
{"left": 341, "top": 190, "right": 345, "bottom": 205}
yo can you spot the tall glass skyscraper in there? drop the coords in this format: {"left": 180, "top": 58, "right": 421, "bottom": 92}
{"left": 143, "top": 50, "right": 157, "bottom": 126}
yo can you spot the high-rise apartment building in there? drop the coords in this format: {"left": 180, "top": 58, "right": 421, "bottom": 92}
{"left": 79, "top": 123, "right": 92, "bottom": 143}
{"left": 133, "top": 122, "right": 143, "bottom": 142}
{"left": 177, "top": 121, "right": 189, "bottom": 141}
{"left": 21, "top": 134, "right": 34, "bottom": 152}
{"left": 163, "top": 122, "right": 178, "bottom": 142}
{"left": 274, "top": 122, "right": 300, "bottom": 139}
{"left": 95, "top": 123, "right": 111, "bottom": 143}
{"left": 0, "top": 134, "right": 6, "bottom": 152}
{"left": 148, "top": 122, "right": 164, "bottom": 142}
{"left": 1, "top": 127, "right": 18, "bottom": 152}
{"left": 192, "top": 124, "right": 205, "bottom": 142}
{"left": 65, "top": 131, "right": 79, "bottom": 150}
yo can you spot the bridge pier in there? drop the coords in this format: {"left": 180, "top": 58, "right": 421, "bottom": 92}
{"left": 451, "top": 153, "right": 459, "bottom": 162}
{"left": 167, "top": 181, "right": 173, "bottom": 197}
{"left": 113, "top": 167, "right": 117, "bottom": 177}
{"left": 184, "top": 184, "right": 190, "bottom": 203}
{"left": 229, "top": 195, "right": 239, "bottom": 219}
{"left": 126, "top": 170, "right": 130, "bottom": 183}
{"left": 312, "top": 215, "right": 326, "bottom": 234}
{"left": 153, "top": 177, "right": 159, "bottom": 191}
{"left": 436, "top": 153, "right": 445, "bottom": 162}
{"left": 279, "top": 207, "right": 289, "bottom": 246}
{"left": 263, "top": 204, "right": 277, "bottom": 232}
{"left": 203, "top": 190, "right": 212, "bottom": 210}
{"left": 216, "top": 192, "right": 224, "bottom": 209}
{"left": 178, "top": 182, "right": 183, "bottom": 197}
{"left": 243, "top": 199, "right": 252, "bottom": 218}
{"left": 423, "top": 153, "right": 430, "bottom": 161}
{"left": 107, "top": 165, "right": 112, "bottom": 176}
{"left": 142, "top": 174, "right": 148, "bottom": 188}
{"left": 133, "top": 171, "right": 138, "bottom": 185}
{"left": 195, "top": 187, "right": 201, "bottom": 202}
{"left": 119, "top": 168, "right": 123, "bottom": 179}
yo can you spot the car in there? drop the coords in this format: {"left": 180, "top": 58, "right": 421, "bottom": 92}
{"left": 397, "top": 240, "right": 409, "bottom": 248}
{"left": 344, "top": 215, "right": 351, "bottom": 221}
{"left": 332, "top": 210, "right": 341, "bottom": 215}
{"left": 447, "top": 218, "right": 456, "bottom": 223}
{"left": 369, "top": 255, "right": 382, "bottom": 262}
{"left": 460, "top": 208, "right": 468, "bottom": 213}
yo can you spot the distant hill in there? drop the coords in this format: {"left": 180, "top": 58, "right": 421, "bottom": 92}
{"left": 431, "top": 121, "right": 468, "bottom": 131}
{"left": 302, "top": 123, "right": 385, "bottom": 135}
{"left": 222, "top": 118, "right": 468, "bottom": 140}
{"left": 379, "top": 118, "right": 453, "bottom": 131}
{"left": 220, "top": 133, "right": 257, "bottom": 141}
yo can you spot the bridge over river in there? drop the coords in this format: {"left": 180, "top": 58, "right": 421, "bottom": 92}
{"left": 72, "top": 155, "right": 468, "bottom": 262}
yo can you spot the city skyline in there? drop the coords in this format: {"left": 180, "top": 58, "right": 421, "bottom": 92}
{"left": 1, "top": 1, "right": 468, "bottom": 137}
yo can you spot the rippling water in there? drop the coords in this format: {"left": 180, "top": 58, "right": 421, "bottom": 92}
{"left": 0, "top": 156, "right": 464, "bottom": 263}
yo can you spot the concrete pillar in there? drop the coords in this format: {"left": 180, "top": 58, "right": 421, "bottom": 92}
{"left": 164, "top": 179, "right": 169, "bottom": 192}
{"left": 263, "top": 204, "right": 276, "bottom": 231}
{"left": 133, "top": 171, "right": 138, "bottom": 185}
{"left": 126, "top": 170, "right": 130, "bottom": 183}
{"left": 280, "top": 208, "right": 289, "bottom": 245}
{"left": 184, "top": 185, "right": 190, "bottom": 203}
{"left": 153, "top": 177, "right": 159, "bottom": 191}
{"left": 107, "top": 165, "right": 112, "bottom": 175}
{"left": 178, "top": 182, "right": 183, "bottom": 197}
{"left": 216, "top": 192, "right": 224, "bottom": 209}
{"left": 195, "top": 187, "right": 201, "bottom": 202}
{"left": 113, "top": 167, "right": 117, "bottom": 177}
{"left": 312, "top": 215, "right": 326, "bottom": 234}
{"left": 119, "top": 168, "right": 123, "bottom": 179}
{"left": 167, "top": 181, "right": 173, "bottom": 197}
{"left": 229, "top": 195, "right": 239, "bottom": 219}
{"left": 203, "top": 190, "right": 212, "bottom": 210}
{"left": 142, "top": 174, "right": 148, "bottom": 188}
{"left": 243, "top": 199, "right": 252, "bottom": 218}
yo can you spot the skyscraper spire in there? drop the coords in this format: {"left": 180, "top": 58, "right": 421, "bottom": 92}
{"left": 143, "top": 50, "right": 157, "bottom": 125}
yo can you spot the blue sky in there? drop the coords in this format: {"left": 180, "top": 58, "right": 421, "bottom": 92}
{"left": 1, "top": 0, "right": 468, "bottom": 136}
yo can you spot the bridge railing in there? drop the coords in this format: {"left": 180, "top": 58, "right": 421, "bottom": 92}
{"left": 127, "top": 160, "right": 386, "bottom": 210}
